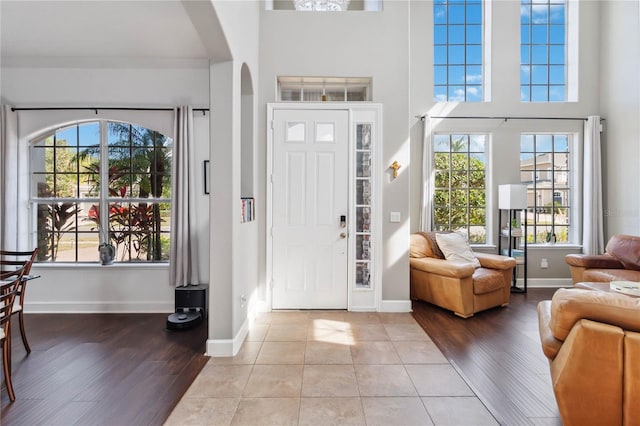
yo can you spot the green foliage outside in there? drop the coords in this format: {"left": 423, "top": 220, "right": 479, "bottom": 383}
{"left": 433, "top": 137, "right": 486, "bottom": 243}
{"left": 82, "top": 123, "right": 172, "bottom": 261}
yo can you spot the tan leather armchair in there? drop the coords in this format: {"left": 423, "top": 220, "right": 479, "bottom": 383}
{"left": 565, "top": 234, "right": 640, "bottom": 283}
{"left": 409, "top": 232, "right": 516, "bottom": 318}
{"left": 538, "top": 288, "right": 640, "bottom": 426}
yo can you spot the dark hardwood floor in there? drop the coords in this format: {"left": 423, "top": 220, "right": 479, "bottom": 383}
{"left": 412, "top": 287, "right": 561, "bottom": 426}
{"left": 1, "top": 314, "right": 208, "bottom": 426}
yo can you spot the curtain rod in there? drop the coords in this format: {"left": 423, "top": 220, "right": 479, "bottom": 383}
{"left": 416, "top": 114, "right": 605, "bottom": 122}
{"left": 11, "top": 106, "right": 209, "bottom": 114}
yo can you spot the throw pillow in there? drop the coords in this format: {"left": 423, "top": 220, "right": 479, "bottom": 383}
{"left": 435, "top": 232, "right": 481, "bottom": 268}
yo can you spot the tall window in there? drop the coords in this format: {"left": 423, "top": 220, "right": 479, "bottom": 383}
{"left": 433, "top": 134, "right": 487, "bottom": 243}
{"left": 31, "top": 121, "right": 172, "bottom": 263}
{"left": 434, "top": 0, "right": 484, "bottom": 102}
{"left": 520, "top": 134, "right": 570, "bottom": 243}
{"left": 520, "top": 0, "right": 566, "bottom": 102}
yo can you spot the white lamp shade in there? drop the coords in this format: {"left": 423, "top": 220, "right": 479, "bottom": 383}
{"left": 499, "top": 184, "right": 528, "bottom": 210}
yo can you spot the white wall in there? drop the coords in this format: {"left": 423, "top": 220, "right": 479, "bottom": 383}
{"left": 1, "top": 66, "right": 211, "bottom": 312}
{"left": 207, "top": 0, "right": 261, "bottom": 353}
{"left": 599, "top": 0, "right": 640, "bottom": 237}
{"left": 258, "top": 2, "right": 411, "bottom": 302}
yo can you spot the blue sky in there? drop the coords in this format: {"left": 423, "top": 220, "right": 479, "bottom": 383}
{"left": 434, "top": 0, "right": 566, "bottom": 102}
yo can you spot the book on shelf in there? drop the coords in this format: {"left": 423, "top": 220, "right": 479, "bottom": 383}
{"left": 241, "top": 197, "right": 255, "bottom": 223}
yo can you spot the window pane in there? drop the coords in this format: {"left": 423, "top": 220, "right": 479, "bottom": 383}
{"left": 434, "top": 26, "right": 447, "bottom": 44}
{"left": 448, "top": 25, "right": 465, "bottom": 44}
{"left": 549, "top": 65, "right": 565, "bottom": 84}
{"left": 531, "top": 86, "right": 548, "bottom": 101}
{"left": 448, "top": 86, "right": 465, "bottom": 101}
{"left": 521, "top": 5, "right": 531, "bottom": 24}
{"left": 466, "top": 25, "right": 482, "bottom": 43}
{"left": 521, "top": 46, "right": 530, "bottom": 64}
{"left": 434, "top": 46, "right": 447, "bottom": 65}
{"left": 31, "top": 120, "right": 172, "bottom": 263}
{"left": 521, "top": 0, "right": 566, "bottom": 103}
{"left": 532, "top": 5, "right": 548, "bottom": 23}
{"left": 549, "top": 4, "right": 565, "bottom": 24}
{"left": 531, "top": 25, "right": 548, "bottom": 43}
{"left": 435, "top": 66, "right": 447, "bottom": 85}
{"left": 56, "top": 126, "right": 78, "bottom": 147}
{"left": 521, "top": 66, "right": 531, "bottom": 84}
{"left": 521, "top": 133, "right": 572, "bottom": 244}
{"left": 466, "top": 45, "right": 482, "bottom": 64}
{"left": 432, "top": 133, "right": 487, "bottom": 242}
{"left": 549, "top": 25, "right": 565, "bottom": 43}
{"left": 448, "top": 5, "right": 465, "bottom": 24}
{"left": 521, "top": 25, "right": 530, "bottom": 44}
{"left": 532, "top": 45, "right": 548, "bottom": 63}
{"left": 434, "top": 1, "right": 483, "bottom": 102}
{"left": 549, "top": 45, "right": 565, "bottom": 64}
{"left": 434, "top": 86, "right": 448, "bottom": 102}
{"left": 448, "top": 66, "right": 465, "bottom": 84}
{"left": 535, "top": 135, "right": 553, "bottom": 151}
{"left": 466, "top": 86, "right": 482, "bottom": 102}
{"left": 549, "top": 85, "right": 565, "bottom": 101}
{"left": 466, "top": 3, "right": 482, "bottom": 24}
{"left": 448, "top": 45, "right": 465, "bottom": 64}
{"left": 434, "top": 5, "right": 447, "bottom": 24}
{"left": 532, "top": 65, "right": 548, "bottom": 84}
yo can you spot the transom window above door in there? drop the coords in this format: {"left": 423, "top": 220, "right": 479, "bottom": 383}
{"left": 265, "top": 0, "right": 383, "bottom": 11}
{"left": 277, "top": 76, "right": 373, "bottom": 102}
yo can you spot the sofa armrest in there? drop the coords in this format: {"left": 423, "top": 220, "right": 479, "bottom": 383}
{"left": 538, "top": 300, "right": 563, "bottom": 360}
{"left": 565, "top": 253, "right": 624, "bottom": 269}
{"left": 475, "top": 252, "right": 516, "bottom": 270}
{"left": 409, "top": 257, "right": 475, "bottom": 279}
{"left": 550, "top": 288, "right": 640, "bottom": 341}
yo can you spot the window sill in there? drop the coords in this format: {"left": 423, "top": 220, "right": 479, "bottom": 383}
{"left": 32, "top": 262, "right": 169, "bottom": 270}
{"left": 526, "top": 244, "right": 582, "bottom": 250}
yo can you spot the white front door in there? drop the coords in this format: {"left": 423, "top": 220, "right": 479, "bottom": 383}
{"left": 271, "top": 109, "right": 349, "bottom": 309}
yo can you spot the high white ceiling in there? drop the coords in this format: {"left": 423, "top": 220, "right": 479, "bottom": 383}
{"left": 0, "top": 0, "right": 214, "bottom": 68}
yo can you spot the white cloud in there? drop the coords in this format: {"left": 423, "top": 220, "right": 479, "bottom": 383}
{"left": 466, "top": 74, "right": 482, "bottom": 83}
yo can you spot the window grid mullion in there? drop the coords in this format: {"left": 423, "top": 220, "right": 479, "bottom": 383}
{"left": 100, "top": 121, "right": 109, "bottom": 245}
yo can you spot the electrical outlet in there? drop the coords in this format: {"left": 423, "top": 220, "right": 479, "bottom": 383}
{"left": 541, "top": 258, "right": 549, "bottom": 269}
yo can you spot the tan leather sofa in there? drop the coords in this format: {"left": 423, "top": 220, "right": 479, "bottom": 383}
{"left": 409, "top": 232, "right": 516, "bottom": 318}
{"left": 565, "top": 234, "right": 640, "bottom": 283}
{"left": 538, "top": 288, "right": 640, "bottom": 425}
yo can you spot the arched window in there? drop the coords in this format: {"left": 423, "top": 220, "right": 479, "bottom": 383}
{"left": 30, "top": 120, "right": 172, "bottom": 262}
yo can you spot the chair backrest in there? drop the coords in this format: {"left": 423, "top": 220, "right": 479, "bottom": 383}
{"left": 0, "top": 248, "right": 38, "bottom": 276}
{"left": 0, "top": 277, "right": 21, "bottom": 333}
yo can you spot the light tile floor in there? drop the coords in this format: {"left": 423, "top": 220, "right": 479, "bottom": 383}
{"left": 165, "top": 311, "right": 498, "bottom": 426}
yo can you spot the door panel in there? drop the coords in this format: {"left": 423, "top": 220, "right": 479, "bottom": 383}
{"left": 272, "top": 109, "right": 349, "bottom": 309}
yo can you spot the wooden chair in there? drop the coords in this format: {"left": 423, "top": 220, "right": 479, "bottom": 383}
{"left": 0, "top": 248, "right": 38, "bottom": 353}
{"left": 1, "top": 266, "right": 25, "bottom": 402}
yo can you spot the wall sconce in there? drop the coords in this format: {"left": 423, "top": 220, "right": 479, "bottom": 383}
{"left": 389, "top": 161, "right": 401, "bottom": 179}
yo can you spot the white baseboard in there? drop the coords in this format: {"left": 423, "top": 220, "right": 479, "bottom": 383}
{"left": 206, "top": 317, "right": 249, "bottom": 357}
{"left": 521, "top": 278, "right": 573, "bottom": 288}
{"left": 379, "top": 299, "right": 412, "bottom": 313}
{"left": 24, "top": 301, "right": 173, "bottom": 314}
{"left": 254, "top": 299, "right": 270, "bottom": 313}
